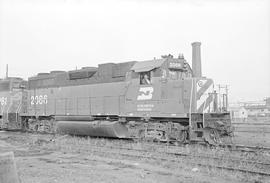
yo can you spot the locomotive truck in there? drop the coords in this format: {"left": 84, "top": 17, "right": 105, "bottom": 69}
{"left": 0, "top": 42, "right": 232, "bottom": 144}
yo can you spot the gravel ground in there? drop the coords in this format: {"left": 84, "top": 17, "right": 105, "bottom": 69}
{"left": 0, "top": 130, "right": 269, "bottom": 183}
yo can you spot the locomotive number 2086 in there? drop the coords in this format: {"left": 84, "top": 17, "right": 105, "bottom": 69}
{"left": 30, "top": 95, "right": 48, "bottom": 105}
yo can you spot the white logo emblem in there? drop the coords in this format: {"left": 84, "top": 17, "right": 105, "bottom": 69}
{"left": 137, "top": 87, "right": 154, "bottom": 100}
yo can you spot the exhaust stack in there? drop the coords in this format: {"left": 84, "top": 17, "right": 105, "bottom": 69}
{"left": 191, "top": 42, "right": 202, "bottom": 77}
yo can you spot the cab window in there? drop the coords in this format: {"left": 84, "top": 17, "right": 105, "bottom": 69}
{"left": 168, "top": 70, "right": 192, "bottom": 80}
{"left": 161, "top": 69, "right": 167, "bottom": 79}
{"left": 140, "top": 72, "right": 151, "bottom": 85}
{"left": 168, "top": 70, "right": 178, "bottom": 80}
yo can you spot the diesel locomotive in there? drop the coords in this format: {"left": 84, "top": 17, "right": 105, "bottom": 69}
{"left": 0, "top": 42, "right": 232, "bottom": 144}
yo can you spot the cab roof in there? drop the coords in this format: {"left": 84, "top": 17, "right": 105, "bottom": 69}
{"left": 130, "top": 59, "right": 166, "bottom": 72}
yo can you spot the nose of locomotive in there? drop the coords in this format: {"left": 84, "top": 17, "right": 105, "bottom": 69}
{"left": 195, "top": 78, "right": 215, "bottom": 113}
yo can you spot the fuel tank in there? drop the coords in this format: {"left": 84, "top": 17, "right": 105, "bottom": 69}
{"left": 56, "top": 120, "right": 129, "bottom": 138}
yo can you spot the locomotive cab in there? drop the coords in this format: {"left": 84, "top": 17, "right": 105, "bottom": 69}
{"left": 124, "top": 55, "right": 193, "bottom": 118}
{"left": 128, "top": 54, "right": 192, "bottom": 84}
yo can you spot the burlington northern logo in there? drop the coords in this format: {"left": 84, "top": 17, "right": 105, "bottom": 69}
{"left": 137, "top": 87, "right": 154, "bottom": 100}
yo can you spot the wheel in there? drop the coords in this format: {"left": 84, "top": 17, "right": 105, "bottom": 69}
{"left": 137, "top": 129, "right": 145, "bottom": 141}
{"left": 209, "top": 129, "right": 220, "bottom": 144}
{"left": 204, "top": 128, "right": 222, "bottom": 145}
{"left": 176, "top": 130, "right": 187, "bottom": 143}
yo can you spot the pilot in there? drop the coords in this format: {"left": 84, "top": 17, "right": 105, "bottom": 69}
{"left": 142, "top": 74, "right": 151, "bottom": 85}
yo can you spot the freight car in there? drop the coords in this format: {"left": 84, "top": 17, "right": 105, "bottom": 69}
{"left": 0, "top": 42, "right": 232, "bottom": 145}
{"left": 0, "top": 77, "right": 27, "bottom": 130}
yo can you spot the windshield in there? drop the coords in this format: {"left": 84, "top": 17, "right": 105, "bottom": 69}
{"left": 165, "top": 69, "right": 192, "bottom": 80}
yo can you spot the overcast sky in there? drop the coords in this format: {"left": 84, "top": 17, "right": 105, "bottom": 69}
{"left": 0, "top": 0, "right": 269, "bottom": 102}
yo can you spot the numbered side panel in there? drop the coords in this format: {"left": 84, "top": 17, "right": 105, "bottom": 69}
{"left": 26, "top": 82, "right": 127, "bottom": 117}
{"left": 27, "top": 88, "right": 51, "bottom": 116}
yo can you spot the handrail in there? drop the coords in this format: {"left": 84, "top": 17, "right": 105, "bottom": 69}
{"left": 15, "top": 99, "right": 22, "bottom": 123}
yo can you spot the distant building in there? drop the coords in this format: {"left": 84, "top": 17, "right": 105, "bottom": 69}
{"left": 229, "top": 97, "right": 270, "bottom": 122}
{"left": 244, "top": 105, "right": 270, "bottom": 117}
{"left": 242, "top": 97, "right": 270, "bottom": 117}
{"left": 229, "top": 105, "right": 248, "bottom": 122}
{"left": 266, "top": 97, "right": 270, "bottom": 107}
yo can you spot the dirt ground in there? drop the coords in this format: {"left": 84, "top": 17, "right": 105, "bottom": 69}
{"left": 0, "top": 130, "right": 269, "bottom": 183}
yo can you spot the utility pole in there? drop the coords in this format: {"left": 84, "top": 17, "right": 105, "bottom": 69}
{"left": 218, "top": 84, "right": 221, "bottom": 111}
{"left": 225, "top": 85, "right": 229, "bottom": 110}
{"left": 6, "top": 64, "right": 9, "bottom": 78}
{"left": 217, "top": 84, "right": 229, "bottom": 111}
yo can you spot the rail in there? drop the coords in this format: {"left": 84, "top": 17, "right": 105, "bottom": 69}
{"left": 2, "top": 130, "right": 270, "bottom": 177}
{"left": 53, "top": 136, "right": 270, "bottom": 177}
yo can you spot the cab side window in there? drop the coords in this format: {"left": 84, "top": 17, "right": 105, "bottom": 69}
{"left": 140, "top": 72, "right": 151, "bottom": 85}
{"left": 168, "top": 70, "right": 178, "bottom": 80}
{"left": 161, "top": 69, "right": 167, "bottom": 79}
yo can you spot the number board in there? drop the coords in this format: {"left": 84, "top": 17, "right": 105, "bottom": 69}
{"left": 168, "top": 62, "right": 182, "bottom": 70}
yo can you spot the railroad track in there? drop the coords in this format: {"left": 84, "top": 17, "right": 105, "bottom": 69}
{"left": 197, "top": 142, "right": 270, "bottom": 153}
{"left": 2, "top": 129, "right": 270, "bottom": 156}
{"left": 231, "top": 144, "right": 270, "bottom": 152}
{"left": 57, "top": 140, "right": 270, "bottom": 176}
{"left": 54, "top": 138, "right": 270, "bottom": 177}
{"left": 233, "top": 122, "right": 270, "bottom": 125}
{"left": 1, "top": 130, "right": 270, "bottom": 177}
{"left": 233, "top": 122, "right": 270, "bottom": 133}
{"left": 2, "top": 129, "right": 270, "bottom": 154}
{"left": 234, "top": 130, "right": 270, "bottom": 134}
